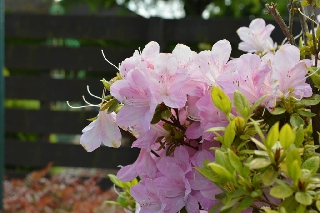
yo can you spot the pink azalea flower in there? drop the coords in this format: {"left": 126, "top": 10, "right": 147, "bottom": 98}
{"left": 117, "top": 149, "right": 157, "bottom": 182}
{"left": 196, "top": 39, "right": 232, "bottom": 85}
{"left": 111, "top": 69, "right": 158, "bottom": 131}
{"left": 130, "top": 178, "right": 166, "bottom": 213}
{"left": 270, "top": 44, "right": 312, "bottom": 107}
{"left": 80, "top": 111, "right": 121, "bottom": 152}
{"left": 196, "top": 91, "right": 228, "bottom": 141}
{"left": 150, "top": 53, "right": 189, "bottom": 108}
{"left": 132, "top": 124, "right": 169, "bottom": 152}
{"left": 227, "top": 53, "right": 271, "bottom": 104}
{"left": 237, "top": 18, "right": 275, "bottom": 53}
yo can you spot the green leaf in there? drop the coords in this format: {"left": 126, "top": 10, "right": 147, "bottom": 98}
{"left": 251, "top": 137, "right": 267, "bottom": 151}
{"left": 271, "top": 107, "right": 286, "bottom": 115}
{"left": 296, "top": 204, "right": 306, "bottom": 213}
{"left": 288, "top": 160, "right": 301, "bottom": 183}
{"left": 251, "top": 95, "right": 267, "bottom": 112}
{"left": 250, "top": 189, "right": 263, "bottom": 198}
{"left": 224, "top": 121, "right": 236, "bottom": 149}
{"left": 206, "top": 126, "right": 226, "bottom": 133}
{"left": 215, "top": 150, "right": 234, "bottom": 173}
{"left": 221, "top": 197, "right": 242, "bottom": 211}
{"left": 316, "top": 200, "right": 320, "bottom": 211}
{"left": 236, "top": 197, "right": 254, "bottom": 210}
{"left": 279, "top": 124, "right": 295, "bottom": 149}
{"left": 161, "top": 109, "right": 172, "bottom": 120}
{"left": 279, "top": 196, "right": 299, "bottom": 213}
{"left": 100, "top": 78, "right": 111, "bottom": 90}
{"left": 247, "top": 158, "right": 271, "bottom": 170}
{"left": 233, "top": 90, "right": 250, "bottom": 119}
{"left": 209, "top": 202, "right": 223, "bottom": 213}
{"left": 270, "top": 185, "right": 294, "bottom": 198}
{"left": 294, "top": 126, "right": 304, "bottom": 147}
{"left": 228, "top": 149, "right": 243, "bottom": 176}
{"left": 87, "top": 116, "right": 98, "bottom": 121}
{"left": 301, "top": 156, "right": 320, "bottom": 175}
{"left": 290, "top": 114, "right": 304, "bottom": 127}
{"left": 208, "top": 162, "right": 233, "bottom": 180}
{"left": 261, "top": 207, "right": 279, "bottom": 213}
{"left": 297, "top": 109, "right": 316, "bottom": 117}
{"left": 107, "top": 99, "right": 120, "bottom": 113}
{"left": 211, "top": 85, "right": 231, "bottom": 115}
{"left": 295, "top": 192, "right": 313, "bottom": 206}
{"left": 265, "top": 122, "right": 279, "bottom": 149}
{"left": 310, "top": 72, "right": 320, "bottom": 90}
{"left": 108, "top": 174, "right": 123, "bottom": 188}
{"left": 263, "top": 168, "right": 278, "bottom": 186}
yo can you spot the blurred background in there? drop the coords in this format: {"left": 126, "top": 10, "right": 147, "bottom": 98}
{"left": 3, "top": 0, "right": 289, "bottom": 212}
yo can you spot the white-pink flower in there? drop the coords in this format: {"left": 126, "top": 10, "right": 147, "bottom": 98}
{"left": 80, "top": 111, "right": 121, "bottom": 152}
{"left": 237, "top": 18, "right": 275, "bottom": 53}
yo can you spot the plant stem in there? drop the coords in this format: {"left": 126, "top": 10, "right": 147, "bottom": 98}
{"left": 288, "top": 0, "right": 294, "bottom": 35}
{"left": 265, "top": 3, "right": 295, "bottom": 45}
{"left": 296, "top": 2, "right": 309, "bottom": 46}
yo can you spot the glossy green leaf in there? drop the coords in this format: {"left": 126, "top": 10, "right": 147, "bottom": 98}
{"left": 262, "top": 168, "right": 278, "bottom": 186}
{"left": 224, "top": 121, "right": 236, "bottom": 149}
{"left": 250, "top": 95, "right": 267, "bottom": 112}
{"left": 208, "top": 162, "right": 232, "bottom": 180}
{"left": 271, "top": 107, "right": 286, "bottom": 115}
{"left": 228, "top": 149, "right": 243, "bottom": 175}
{"left": 290, "top": 114, "right": 304, "bottom": 127}
{"left": 87, "top": 116, "right": 98, "bottom": 121}
{"left": 215, "top": 150, "right": 234, "bottom": 173}
{"left": 279, "top": 196, "right": 299, "bottom": 213}
{"left": 295, "top": 192, "right": 313, "bottom": 206}
{"left": 221, "top": 197, "right": 242, "bottom": 211}
{"left": 279, "top": 124, "right": 295, "bottom": 149}
{"left": 251, "top": 137, "right": 267, "bottom": 151}
{"left": 247, "top": 158, "right": 271, "bottom": 170}
{"left": 236, "top": 197, "right": 254, "bottom": 210}
{"left": 270, "top": 185, "right": 294, "bottom": 198}
{"left": 294, "top": 126, "right": 304, "bottom": 147}
{"left": 301, "top": 156, "right": 320, "bottom": 175}
{"left": 297, "top": 109, "right": 316, "bottom": 117}
{"left": 107, "top": 99, "right": 120, "bottom": 113}
{"left": 265, "top": 122, "right": 279, "bottom": 148}
{"left": 108, "top": 174, "right": 123, "bottom": 188}
{"left": 233, "top": 90, "right": 250, "bottom": 119}
{"left": 100, "top": 78, "right": 111, "bottom": 90}
{"left": 211, "top": 85, "right": 231, "bottom": 115}
{"left": 316, "top": 200, "right": 320, "bottom": 211}
{"left": 288, "top": 160, "right": 301, "bottom": 183}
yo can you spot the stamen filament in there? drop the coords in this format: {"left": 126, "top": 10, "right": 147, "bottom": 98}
{"left": 101, "top": 50, "right": 120, "bottom": 71}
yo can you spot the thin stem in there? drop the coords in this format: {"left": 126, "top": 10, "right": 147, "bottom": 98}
{"left": 265, "top": 3, "right": 295, "bottom": 45}
{"left": 297, "top": 3, "right": 309, "bottom": 46}
{"left": 288, "top": 0, "right": 294, "bottom": 35}
{"left": 311, "top": 6, "right": 318, "bottom": 67}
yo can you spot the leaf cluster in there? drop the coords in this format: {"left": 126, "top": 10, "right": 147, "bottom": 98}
{"left": 199, "top": 88, "right": 320, "bottom": 213}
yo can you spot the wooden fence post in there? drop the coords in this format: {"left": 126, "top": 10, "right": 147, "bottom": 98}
{"left": 0, "top": 0, "right": 4, "bottom": 210}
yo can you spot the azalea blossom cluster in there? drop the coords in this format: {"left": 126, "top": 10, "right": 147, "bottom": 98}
{"left": 78, "top": 18, "right": 313, "bottom": 213}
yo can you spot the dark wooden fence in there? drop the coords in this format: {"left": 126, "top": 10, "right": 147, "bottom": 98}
{"left": 4, "top": 14, "right": 300, "bottom": 182}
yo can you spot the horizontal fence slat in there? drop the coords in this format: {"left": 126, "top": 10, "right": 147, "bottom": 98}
{"left": 5, "top": 76, "right": 106, "bottom": 101}
{"left": 5, "top": 140, "right": 139, "bottom": 169}
{"left": 5, "top": 45, "right": 134, "bottom": 71}
{"left": 5, "top": 14, "right": 302, "bottom": 45}
{"left": 5, "top": 109, "right": 97, "bottom": 134}
{"left": 5, "top": 14, "right": 148, "bottom": 41}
